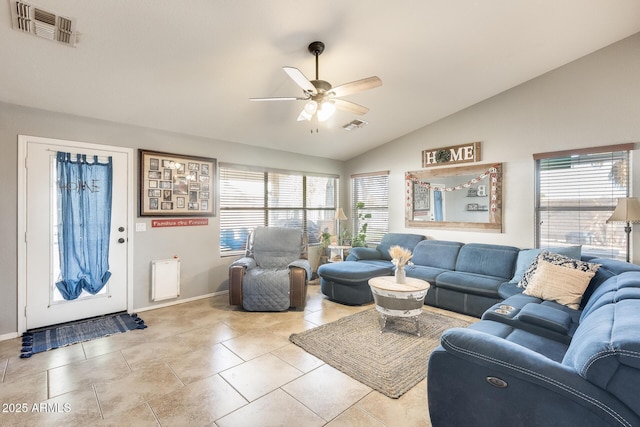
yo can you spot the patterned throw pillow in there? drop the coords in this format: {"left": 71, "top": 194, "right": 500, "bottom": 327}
{"left": 518, "top": 251, "right": 600, "bottom": 289}
{"left": 523, "top": 259, "right": 599, "bottom": 309}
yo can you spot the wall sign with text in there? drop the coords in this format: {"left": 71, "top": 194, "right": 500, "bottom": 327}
{"left": 422, "top": 142, "right": 481, "bottom": 167}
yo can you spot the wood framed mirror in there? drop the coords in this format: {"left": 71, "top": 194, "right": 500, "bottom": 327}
{"left": 405, "top": 163, "right": 502, "bottom": 231}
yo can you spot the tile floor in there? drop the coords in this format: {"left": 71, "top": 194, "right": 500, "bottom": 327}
{"left": 0, "top": 282, "right": 474, "bottom": 427}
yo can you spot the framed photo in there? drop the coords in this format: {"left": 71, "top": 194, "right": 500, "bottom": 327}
{"left": 139, "top": 149, "right": 216, "bottom": 216}
{"left": 413, "top": 180, "right": 430, "bottom": 211}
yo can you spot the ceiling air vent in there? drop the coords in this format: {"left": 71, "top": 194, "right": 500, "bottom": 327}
{"left": 342, "top": 119, "right": 368, "bottom": 131}
{"left": 10, "top": 0, "right": 78, "bottom": 46}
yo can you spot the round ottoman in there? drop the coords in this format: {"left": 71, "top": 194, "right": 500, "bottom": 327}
{"left": 317, "top": 261, "right": 392, "bottom": 305}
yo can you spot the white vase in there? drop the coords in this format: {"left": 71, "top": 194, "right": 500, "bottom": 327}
{"left": 395, "top": 266, "right": 406, "bottom": 284}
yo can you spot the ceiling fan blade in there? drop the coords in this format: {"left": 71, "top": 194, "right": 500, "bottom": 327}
{"left": 333, "top": 99, "right": 369, "bottom": 115}
{"left": 329, "top": 76, "right": 382, "bottom": 98}
{"left": 250, "top": 97, "right": 307, "bottom": 101}
{"left": 283, "top": 66, "right": 317, "bottom": 95}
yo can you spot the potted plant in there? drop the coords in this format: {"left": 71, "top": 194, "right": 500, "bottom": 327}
{"left": 351, "top": 202, "right": 371, "bottom": 247}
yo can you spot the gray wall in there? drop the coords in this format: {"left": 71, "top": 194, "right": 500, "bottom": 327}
{"left": 0, "top": 104, "right": 344, "bottom": 335}
{"left": 347, "top": 33, "right": 640, "bottom": 251}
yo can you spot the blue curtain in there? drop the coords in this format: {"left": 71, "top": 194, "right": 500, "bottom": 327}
{"left": 434, "top": 190, "right": 443, "bottom": 221}
{"left": 56, "top": 152, "right": 113, "bottom": 300}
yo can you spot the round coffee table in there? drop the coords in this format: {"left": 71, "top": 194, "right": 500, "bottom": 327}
{"left": 368, "top": 276, "right": 430, "bottom": 336}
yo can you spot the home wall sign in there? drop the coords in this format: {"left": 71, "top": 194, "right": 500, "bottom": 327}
{"left": 422, "top": 142, "right": 481, "bottom": 167}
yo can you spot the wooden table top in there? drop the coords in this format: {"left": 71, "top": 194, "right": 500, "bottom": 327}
{"left": 368, "top": 276, "right": 430, "bottom": 292}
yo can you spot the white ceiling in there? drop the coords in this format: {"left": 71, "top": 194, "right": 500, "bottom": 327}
{"left": 1, "top": 1, "right": 640, "bottom": 161}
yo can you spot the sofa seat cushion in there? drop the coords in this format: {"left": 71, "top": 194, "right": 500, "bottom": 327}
{"left": 467, "top": 320, "right": 570, "bottom": 362}
{"left": 517, "top": 303, "right": 573, "bottom": 334}
{"left": 563, "top": 299, "right": 640, "bottom": 414}
{"left": 317, "top": 261, "right": 391, "bottom": 284}
{"left": 411, "top": 240, "right": 464, "bottom": 270}
{"left": 436, "top": 271, "right": 507, "bottom": 298}
{"left": 406, "top": 265, "right": 448, "bottom": 283}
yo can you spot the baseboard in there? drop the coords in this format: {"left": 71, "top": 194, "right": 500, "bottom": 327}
{"left": 0, "top": 332, "right": 19, "bottom": 342}
{"left": 134, "top": 290, "right": 228, "bottom": 313}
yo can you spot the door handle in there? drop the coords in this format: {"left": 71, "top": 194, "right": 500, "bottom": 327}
{"left": 118, "top": 238, "right": 126, "bottom": 244}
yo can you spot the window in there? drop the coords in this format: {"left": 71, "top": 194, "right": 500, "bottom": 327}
{"left": 219, "top": 164, "right": 338, "bottom": 255}
{"left": 352, "top": 171, "right": 389, "bottom": 244}
{"left": 534, "top": 144, "right": 632, "bottom": 260}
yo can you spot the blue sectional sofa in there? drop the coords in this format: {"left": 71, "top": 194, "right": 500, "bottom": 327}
{"left": 428, "top": 258, "right": 640, "bottom": 427}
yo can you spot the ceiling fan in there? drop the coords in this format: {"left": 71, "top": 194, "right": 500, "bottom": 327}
{"left": 250, "top": 41, "right": 382, "bottom": 122}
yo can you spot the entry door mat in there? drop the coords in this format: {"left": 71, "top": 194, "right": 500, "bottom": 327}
{"left": 20, "top": 312, "right": 147, "bottom": 358}
{"left": 289, "top": 308, "right": 473, "bottom": 398}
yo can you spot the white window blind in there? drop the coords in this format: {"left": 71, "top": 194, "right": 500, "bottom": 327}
{"left": 535, "top": 144, "right": 631, "bottom": 260}
{"left": 352, "top": 171, "right": 389, "bottom": 244}
{"left": 219, "top": 164, "right": 338, "bottom": 255}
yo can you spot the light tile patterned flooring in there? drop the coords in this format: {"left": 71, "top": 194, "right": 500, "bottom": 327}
{"left": 0, "top": 282, "right": 474, "bottom": 426}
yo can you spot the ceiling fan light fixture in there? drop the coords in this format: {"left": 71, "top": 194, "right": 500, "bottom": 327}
{"left": 297, "top": 100, "right": 317, "bottom": 121}
{"left": 317, "top": 101, "right": 336, "bottom": 122}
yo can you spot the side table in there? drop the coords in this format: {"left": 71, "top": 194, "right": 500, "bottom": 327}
{"left": 327, "top": 245, "right": 351, "bottom": 262}
{"left": 368, "top": 276, "right": 430, "bottom": 336}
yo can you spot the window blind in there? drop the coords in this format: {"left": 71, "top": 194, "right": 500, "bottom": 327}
{"left": 535, "top": 146, "right": 630, "bottom": 260}
{"left": 219, "top": 164, "right": 338, "bottom": 254}
{"left": 352, "top": 171, "right": 389, "bottom": 244}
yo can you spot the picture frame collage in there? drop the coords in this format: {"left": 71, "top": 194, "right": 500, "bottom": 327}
{"left": 139, "top": 149, "right": 216, "bottom": 216}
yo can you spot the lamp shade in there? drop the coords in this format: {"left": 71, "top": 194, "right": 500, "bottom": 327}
{"left": 334, "top": 207, "right": 347, "bottom": 220}
{"left": 607, "top": 197, "right": 640, "bottom": 223}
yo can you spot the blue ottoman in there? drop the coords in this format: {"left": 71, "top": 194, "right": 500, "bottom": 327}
{"left": 318, "top": 261, "right": 392, "bottom": 305}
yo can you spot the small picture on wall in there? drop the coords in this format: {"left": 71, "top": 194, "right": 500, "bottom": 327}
{"left": 413, "top": 180, "right": 430, "bottom": 211}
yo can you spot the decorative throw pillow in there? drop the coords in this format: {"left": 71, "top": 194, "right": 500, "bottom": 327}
{"left": 510, "top": 246, "right": 581, "bottom": 284}
{"left": 517, "top": 251, "right": 598, "bottom": 289}
{"left": 523, "top": 259, "right": 599, "bottom": 309}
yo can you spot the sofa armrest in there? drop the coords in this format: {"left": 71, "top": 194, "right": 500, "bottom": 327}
{"left": 230, "top": 256, "right": 257, "bottom": 270}
{"left": 434, "top": 327, "right": 638, "bottom": 426}
{"left": 346, "top": 247, "right": 381, "bottom": 261}
{"left": 516, "top": 303, "right": 573, "bottom": 334}
{"left": 289, "top": 259, "right": 312, "bottom": 279}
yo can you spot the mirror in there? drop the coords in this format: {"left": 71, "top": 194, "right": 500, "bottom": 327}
{"left": 405, "top": 163, "right": 502, "bottom": 231}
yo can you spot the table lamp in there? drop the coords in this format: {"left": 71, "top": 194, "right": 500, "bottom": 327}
{"left": 606, "top": 197, "right": 640, "bottom": 263}
{"left": 335, "top": 208, "right": 347, "bottom": 244}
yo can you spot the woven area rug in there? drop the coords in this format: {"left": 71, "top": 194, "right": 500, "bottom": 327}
{"left": 290, "top": 308, "right": 473, "bottom": 398}
{"left": 20, "top": 312, "right": 147, "bottom": 358}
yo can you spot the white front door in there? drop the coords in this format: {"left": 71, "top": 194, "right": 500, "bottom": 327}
{"left": 20, "top": 136, "right": 133, "bottom": 330}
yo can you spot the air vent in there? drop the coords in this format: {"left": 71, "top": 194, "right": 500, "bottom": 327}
{"left": 342, "top": 119, "right": 368, "bottom": 131}
{"left": 10, "top": 1, "right": 78, "bottom": 46}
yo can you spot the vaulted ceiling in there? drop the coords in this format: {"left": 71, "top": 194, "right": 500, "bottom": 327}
{"left": 1, "top": 1, "right": 639, "bottom": 160}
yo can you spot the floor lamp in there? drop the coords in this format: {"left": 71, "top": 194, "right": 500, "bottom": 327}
{"left": 606, "top": 197, "right": 640, "bottom": 263}
{"left": 335, "top": 208, "right": 347, "bottom": 245}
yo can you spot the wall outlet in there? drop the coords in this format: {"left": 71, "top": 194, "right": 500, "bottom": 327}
{"left": 135, "top": 223, "right": 146, "bottom": 232}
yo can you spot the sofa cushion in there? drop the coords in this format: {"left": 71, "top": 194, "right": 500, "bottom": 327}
{"left": 523, "top": 259, "right": 599, "bottom": 309}
{"left": 580, "top": 258, "right": 640, "bottom": 307}
{"left": 317, "top": 261, "right": 391, "bottom": 283}
{"left": 517, "top": 303, "right": 573, "bottom": 334}
{"left": 375, "top": 233, "right": 425, "bottom": 261}
{"left": 436, "top": 271, "right": 508, "bottom": 298}
{"left": 581, "top": 271, "right": 640, "bottom": 321}
{"left": 563, "top": 299, "right": 640, "bottom": 414}
{"left": 519, "top": 251, "right": 600, "bottom": 289}
{"left": 454, "top": 243, "right": 519, "bottom": 279}
{"left": 411, "top": 240, "right": 463, "bottom": 270}
{"left": 509, "top": 246, "right": 581, "bottom": 284}
{"left": 406, "top": 265, "right": 449, "bottom": 283}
